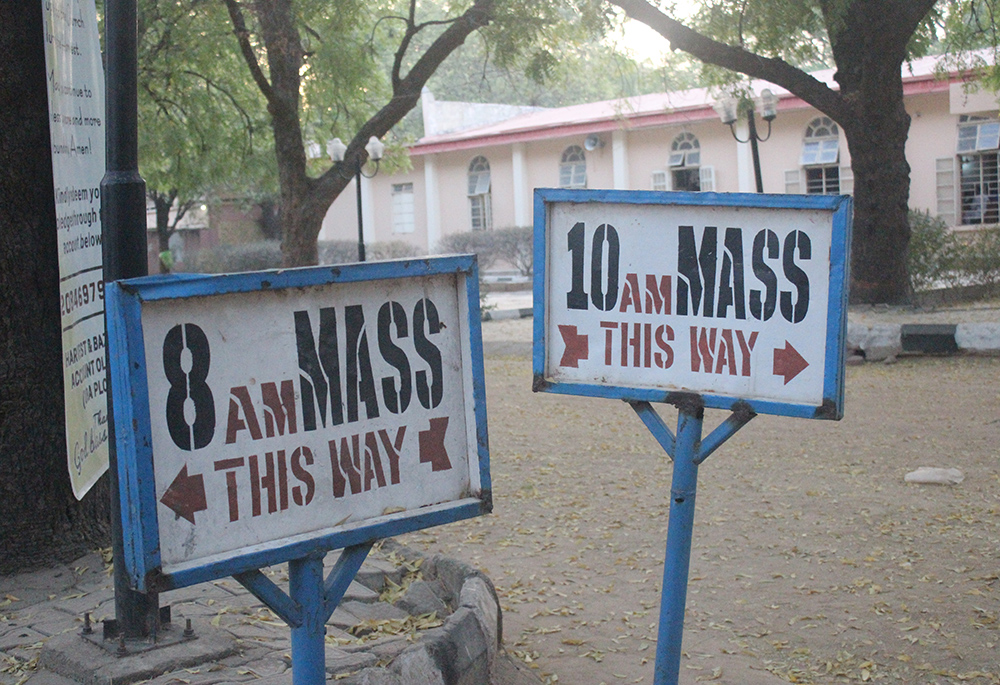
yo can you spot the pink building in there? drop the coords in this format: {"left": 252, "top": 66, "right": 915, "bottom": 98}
{"left": 319, "top": 54, "right": 998, "bottom": 257}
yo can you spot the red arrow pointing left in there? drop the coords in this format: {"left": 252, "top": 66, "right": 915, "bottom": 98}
{"left": 160, "top": 465, "right": 207, "bottom": 524}
{"left": 558, "top": 325, "right": 589, "bottom": 368}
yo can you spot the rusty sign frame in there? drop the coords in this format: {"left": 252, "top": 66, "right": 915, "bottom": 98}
{"left": 531, "top": 188, "right": 852, "bottom": 420}
{"left": 105, "top": 256, "right": 491, "bottom": 593}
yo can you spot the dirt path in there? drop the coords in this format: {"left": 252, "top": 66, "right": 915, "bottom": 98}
{"left": 400, "top": 319, "right": 1000, "bottom": 684}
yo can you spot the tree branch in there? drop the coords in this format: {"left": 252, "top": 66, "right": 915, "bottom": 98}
{"left": 222, "top": 0, "right": 275, "bottom": 105}
{"left": 312, "top": 0, "right": 494, "bottom": 215}
{"left": 608, "top": 0, "right": 851, "bottom": 123}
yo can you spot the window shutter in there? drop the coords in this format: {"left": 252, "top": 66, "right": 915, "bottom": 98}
{"left": 935, "top": 157, "right": 956, "bottom": 226}
{"left": 651, "top": 170, "right": 670, "bottom": 191}
{"left": 391, "top": 183, "right": 415, "bottom": 234}
{"left": 784, "top": 169, "right": 801, "bottom": 194}
{"left": 839, "top": 166, "right": 854, "bottom": 195}
{"left": 699, "top": 166, "right": 715, "bottom": 192}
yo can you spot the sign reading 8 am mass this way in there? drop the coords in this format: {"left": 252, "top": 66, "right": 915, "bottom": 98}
{"left": 107, "top": 258, "right": 490, "bottom": 591}
{"left": 533, "top": 190, "right": 852, "bottom": 420}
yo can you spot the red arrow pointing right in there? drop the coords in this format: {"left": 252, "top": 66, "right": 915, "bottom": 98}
{"left": 160, "top": 465, "right": 207, "bottom": 524}
{"left": 773, "top": 341, "right": 809, "bottom": 385}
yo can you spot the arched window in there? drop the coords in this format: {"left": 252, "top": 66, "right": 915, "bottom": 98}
{"left": 559, "top": 146, "right": 587, "bottom": 188}
{"left": 467, "top": 156, "right": 492, "bottom": 231}
{"left": 668, "top": 132, "right": 710, "bottom": 192}
{"left": 801, "top": 117, "right": 840, "bottom": 194}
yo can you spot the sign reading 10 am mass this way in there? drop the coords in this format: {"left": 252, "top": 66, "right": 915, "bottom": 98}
{"left": 107, "top": 258, "right": 490, "bottom": 592}
{"left": 533, "top": 189, "right": 852, "bottom": 420}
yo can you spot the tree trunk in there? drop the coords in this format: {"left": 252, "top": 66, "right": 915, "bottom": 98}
{"left": 153, "top": 194, "right": 173, "bottom": 273}
{"left": 227, "top": 0, "right": 493, "bottom": 268}
{"left": 829, "top": 0, "right": 917, "bottom": 305}
{"left": 0, "top": 3, "right": 110, "bottom": 575}
{"left": 840, "top": 97, "right": 913, "bottom": 304}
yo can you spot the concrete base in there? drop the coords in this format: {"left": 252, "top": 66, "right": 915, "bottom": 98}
{"left": 40, "top": 628, "right": 239, "bottom": 685}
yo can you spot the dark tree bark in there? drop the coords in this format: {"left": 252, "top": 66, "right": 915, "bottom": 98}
{"left": 0, "top": 3, "right": 110, "bottom": 574}
{"left": 610, "top": 0, "right": 939, "bottom": 304}
{"left": 224, "top": 0, "right": 494, "bottom": 267}
{"left": 151, "top": 190, "right": 178, "bottom": 273}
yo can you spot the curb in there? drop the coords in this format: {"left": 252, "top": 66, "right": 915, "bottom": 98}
{"left": 336, "top": 539, "right": 505, "bottom": 685}
{"left": 847, "top": 321, "right": 1000, "bottom": 360}
{"left": 481, "top": 307, "right": 532, "bottom": 322}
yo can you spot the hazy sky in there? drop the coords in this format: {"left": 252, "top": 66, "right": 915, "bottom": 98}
{"left": 617, "top": 3, "right": 700, "bottom": 63}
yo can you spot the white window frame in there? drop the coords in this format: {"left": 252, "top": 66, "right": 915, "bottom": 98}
{"left": 559, "top": 145, "right": 587, "bottom": 188}
{"left": 668, "top": 132, "right": 704, "bottom": 191}
{"left": 935, "top": 157, "right": 956, "bottom": 226}
{"left": 391, "top": 182, "right": 415, "bottom": 234}
{"left": 957, "top": 115, "right": 1000, "bottom": 226}
{"left": 468, "top": 156, "right": 492, "bottom": 231}
{"left": 801, "top": 116, "right": 840, "bottom": 194}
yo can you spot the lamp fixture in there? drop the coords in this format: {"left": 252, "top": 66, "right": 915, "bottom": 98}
{"left": 328, "top": 135, "right": 385, "bottom": 262}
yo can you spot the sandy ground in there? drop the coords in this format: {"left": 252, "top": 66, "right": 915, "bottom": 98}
{"left": 400, "top": 318, "right": 1000, "bottom": 684}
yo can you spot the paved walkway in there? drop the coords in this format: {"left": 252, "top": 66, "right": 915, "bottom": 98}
{"left": 2, "top": 290, "right": 997, "bottom": 685}
{"left": 0, "top": 542, "right": 539, "bottom": 685}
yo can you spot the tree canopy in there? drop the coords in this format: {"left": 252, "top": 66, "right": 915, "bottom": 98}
{"left": 208, "top": 0, "right": 611, "bottom": 266}
{"left": 137, "top": 0, "right": 274, "bottom": 271}
{"left": 608, "top": 0, "right": 951, "bottom": 304}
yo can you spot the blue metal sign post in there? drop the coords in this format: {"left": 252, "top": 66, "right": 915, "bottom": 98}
{"left": 105, "top": 256, "right": 491, "bottom": 682}
{"left": 533, "top": 189, "right": 851, "bottom": 685}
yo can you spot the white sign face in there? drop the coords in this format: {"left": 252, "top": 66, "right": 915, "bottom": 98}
{"left": 133, "top": 270, "right": 484, "bottom": 576}
{"left": 536, "top": 192, "right": 850, "bottom": 418}
{"left": 42, "top": 0, "right": 109, "bottom": 498}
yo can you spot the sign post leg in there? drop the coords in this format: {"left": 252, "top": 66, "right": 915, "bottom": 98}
{"left": 653, "top": 404, "right": 703, "bottom": 685}
{"left": 289, "top": 553, "right": 327, "bottom": 685}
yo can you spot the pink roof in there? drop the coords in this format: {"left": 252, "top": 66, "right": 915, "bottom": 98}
{"left": 410, "top": 54, "right": 951, "bottom": 156}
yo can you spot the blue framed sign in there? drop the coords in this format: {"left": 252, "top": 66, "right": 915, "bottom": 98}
{"left": 533, "top": 189, "right": 852, "bottom": 420}
{"left": 106, "top": 256, "right": 491, "bottom": 592}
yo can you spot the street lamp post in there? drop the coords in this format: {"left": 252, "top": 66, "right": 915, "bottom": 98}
{"left": 717, "top": 89, "right": 778, "bottom": 193}
{"left": 328, "top": 136, "right": 385, "bottom": 262}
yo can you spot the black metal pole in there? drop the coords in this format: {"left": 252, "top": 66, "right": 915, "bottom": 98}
{"left": 355, "top": 164, "right": 366, "bottom": 262}
{"left": 102, "top": 0, "right": 159, "bottom": 640}
{"left": 747, "top": 111, "right": 764, "bottom": 193}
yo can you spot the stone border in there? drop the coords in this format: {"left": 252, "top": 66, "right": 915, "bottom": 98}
{"left": 847, "top": 322, "right": 1000, "bottom": 361}
{"left": 337, "top": 539, "right": 504, "bottom": 685}
{"left": 481, "top": 307, "right": 532, "bottom": 322}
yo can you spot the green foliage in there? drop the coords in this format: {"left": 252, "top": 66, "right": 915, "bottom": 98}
{"left": 437, "top": 226, "right": 532, "bottom": 275}
{"left": 317, "top": 240, "right": 422, "bottom": 265}
{"left": 186, "top": 241, "right": 284, "bottom": 273}
{"left": 436, "top": 229, "right": 503, "bottom": 270}
{"left": 960, "top": 226, "right": 1000, "bottom": 287}
{"left": 691, "top": 0, "right": 830, "bottom": 68}
{"left": 318, "top": 240, "right": 361, "bottom": 265}
{"left": 907, "top": 209, "right": 1000, "bottom": 291}
{"left": 907, "top": 209, "right": 961, "bottom": 291}
{"left": 492, "top": 226, "right": 533, "bottom": 276}
{"left": 366, "top": 240, "right": 423, "bottom": 261}
{"left": 936, "top": 1, "right": 1000, "bottom": 92}
{"left": 137, "top": 0, "right": 274, "bottom": 202}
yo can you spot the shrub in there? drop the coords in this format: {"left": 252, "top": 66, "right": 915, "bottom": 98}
{"left": 492, "top": 226, "right": 533, "bottom": 276}
{"left": 907, "top": 210, "right": 962, "bottom": 291}
{"left": 319, "top": 240, "right": 423, "bottom": 265}
{"left": 959, "top": 226, "right": 1000, "bottom": 287}
{"left": 907, "top": 210, "right": 1000, "bottom": 292}
{"left": 436, "top": 230, "right": 501, "bottom": 270}
{"left": 437, "top": 226, "right": 533, "bottom": 275}
{"left": 186, "top": 240, "right": 283, "bottom": 274}
{"left": 366, "top": 240, "right": 423, "bottom": 261}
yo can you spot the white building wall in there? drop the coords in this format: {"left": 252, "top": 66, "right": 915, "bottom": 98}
{"left": 327, "top": 84, "right": 969, "bottom": 257}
